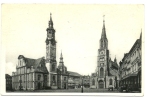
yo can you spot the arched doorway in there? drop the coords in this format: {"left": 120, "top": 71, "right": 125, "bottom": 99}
{"left": 98, "top": 80, "right": 104, "bottom": 88}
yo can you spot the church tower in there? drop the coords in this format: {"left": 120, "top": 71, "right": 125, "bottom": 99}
{"left": 45, "top": 13, "right": 57, "bottom": 89}
{"left": 97, "top": 16, "right": 109, "bottom": 88}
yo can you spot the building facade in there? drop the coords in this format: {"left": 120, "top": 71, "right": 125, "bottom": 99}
{"left": 68, "top": 71, "right": 82, "bottom": 89}
{"left": 90, "top": 18, "right": 119, "bottom": 89}
{"left": 12, "top": 55, "right": 49, "bottom": 90}
{"left": 119, "top": 32, "right": 142, "bottom": 91}
{"left": 81, "top": 75, "right": 90, "bottom": 88}
{"left": 5, "top": 74, "right": 12, "bottom": 90}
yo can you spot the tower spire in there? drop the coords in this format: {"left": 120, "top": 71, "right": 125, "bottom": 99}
{"left": 50, "top": 13, "right": 52, "bottom": 22}
{"left": 61, "top": 50, "right": 63, "bottom": 58}
{"left": 140, "top": 29, "right": 142, "bottom": 40}
{"left": 48, "top": 13, "right": 53, "bottom": 28}
{"left": 114, "top": 55, "right": 117, "bottom": 63}
{"left": 101, "top": 15, "right": 107, "bottom": 39}
{"left": 60, "top": 50, "right": 63, "bottom": 63}
{"left": 100, "top": 15, "right": 108, "bottom": 49}
{"left": 103, "top": 15, "right": 105, "bottom": 28}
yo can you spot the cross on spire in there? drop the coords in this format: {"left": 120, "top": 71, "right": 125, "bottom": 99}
{"left": 103, "top": 15, "right": 105, "bottom": 22}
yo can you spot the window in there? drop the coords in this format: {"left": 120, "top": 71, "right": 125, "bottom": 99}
{"left": 100, "top": 63, "right": 104, "bottom": 66}
{"left": 100, "top": 68, "right": 104, "bottom": 77}
{"left": 53, "top": 76, "right": 55, "bottom": 81}
{"left": 52, "top": 64, "right": 55, "bottom": 71}
{"left": 64, "top": 77, "right": 66, "bottom": 81}
{"left": 44, "top": 75, "right": 47, "bottom": 82}
{"left": 92, "top": 79, "right": 95, "bottom": 85}
{"left": 109, "top": 79, "right": 112, "bottom": 85}
{"left": 100, "top": 58, "right": 104, "bottom": 61}
{"left": 38, "top": 75, "right": 41, "bottom": 80}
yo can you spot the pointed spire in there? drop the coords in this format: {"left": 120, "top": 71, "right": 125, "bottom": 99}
{"left": 59, "top": 50, "right": 64, "bottom": 64}
{"left": 60, "top": 50, "right": 63, "bottom": 58}
{"left": 103, "top": 15, "right": 105, "bottom": 28}
{"left": 48, "top": 13, "right": 53, "bottom": 28}
{"left": 114, "top": 55, "right": 117, "bottom": 62}
{"left": 50, "top": 13, "right": 53, "bottom": 22}
{"left": 101, "top": 15, "right": 107, "bottom": 39}
{"left": 140, "top": 29, "right": 142, "bottom": 40}
{"left": 100, "top": 15, "right": 108, "bottom": 49}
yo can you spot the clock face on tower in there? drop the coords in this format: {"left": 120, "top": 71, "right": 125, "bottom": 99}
{"left": 100, "top": 50, "right": 104, "bottom": 55}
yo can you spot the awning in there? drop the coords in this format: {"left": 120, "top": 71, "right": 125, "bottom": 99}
{"left": 122, "top": 71, "right": 138, "bottom": 80}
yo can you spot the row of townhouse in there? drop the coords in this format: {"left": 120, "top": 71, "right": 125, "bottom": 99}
{"left": 119, "top": 32, "right": 142, "bottom": 91}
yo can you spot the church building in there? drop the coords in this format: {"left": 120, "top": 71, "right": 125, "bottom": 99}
{"left": 90, "top": 17, "right": 119, "bottom": 89}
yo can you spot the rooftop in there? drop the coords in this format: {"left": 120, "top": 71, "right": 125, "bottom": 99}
{"left": 68, "top": 71, "right": 82, "bottom": 77}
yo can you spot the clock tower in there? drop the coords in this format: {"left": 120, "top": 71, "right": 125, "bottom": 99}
{"left": 97, "top": 17, "right": 109, "bottom": 88}
{"left": 45, "top": 13, "right": 57, "bottom": 89}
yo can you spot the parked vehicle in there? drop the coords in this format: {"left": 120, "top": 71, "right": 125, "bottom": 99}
{"left": 108, "top": 85, "right": 114, "bottom": 91}
{"left": 119, "top": 85, "right": 127, "bottom": 92}
{"left": 119, "top": 84, "right": 140, "bottom": 92}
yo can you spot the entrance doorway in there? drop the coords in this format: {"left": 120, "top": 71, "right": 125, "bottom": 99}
{"left": 64, "top": 83, "right": 66, "bottom": 89}
{"left": 99, "top": 80, "right": 104, "bottom": 88}
{"left": 38, "top": 82, "right": 41, "bottom": 89}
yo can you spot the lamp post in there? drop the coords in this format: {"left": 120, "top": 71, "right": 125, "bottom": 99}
{"left": 81, "top": 76, "right": 83, "bottom": 93}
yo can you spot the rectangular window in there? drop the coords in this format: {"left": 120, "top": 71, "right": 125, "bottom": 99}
{"left": 38, "top": 75, "right": 41, "bottom": 80}
{"left": 64, "top": 77, "right": 66, "bottom": 81}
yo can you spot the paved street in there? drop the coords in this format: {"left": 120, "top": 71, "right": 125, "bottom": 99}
{"left": 7, "top": 88, "right": 140, "bottom": 93}
{"left": 34, "top": 88, "right": 120, "bottom": 93}
{"left": 7, "top": 88, "right": 120, "bottom": 93}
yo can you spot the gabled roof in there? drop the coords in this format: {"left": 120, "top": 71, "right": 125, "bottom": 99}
{"left": 18, "top": 55, "right": 48, "bottom": 74}
{"left": 108, "top": 60, "right": 119, "bottom": 77}
{"left": 91, "top": 73, "right": 97, "bottom": 77}
{"left": 111, "top": 61, "right": 118, "bottom": 70}
{"left": 129, "top": 39, "right": 140, "bottom": 55}
{"left": 5, "top": 74, "right": 12, "bottom": 78}
{"left": 68, "top": 71, "right": 82, "bottom": 77}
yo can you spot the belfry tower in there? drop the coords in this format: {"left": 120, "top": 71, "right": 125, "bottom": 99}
{"left": 45, "top": 13, "right": 57, "bottom": 89}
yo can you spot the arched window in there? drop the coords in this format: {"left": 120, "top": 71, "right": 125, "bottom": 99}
{"left": 100, "top": 68, "right": 104, "bottom": 77}
{"left": 109, "top": 79, "right": 112, "bottom": 85}
{"left": 92, "top": 79, "right": 95, "bottom": 85}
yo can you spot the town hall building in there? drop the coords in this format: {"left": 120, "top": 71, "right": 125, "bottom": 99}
{"left": 12, "top": 14, "right": 82, "bottom": 90}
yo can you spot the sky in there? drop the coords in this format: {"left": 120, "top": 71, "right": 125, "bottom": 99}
{"left": 2, "top": 4, "right": 144, "bottom": 76}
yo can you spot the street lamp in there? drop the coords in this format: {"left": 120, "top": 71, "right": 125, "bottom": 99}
{"left": 81, "top": 76, "right": 83, "bottom": 93}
